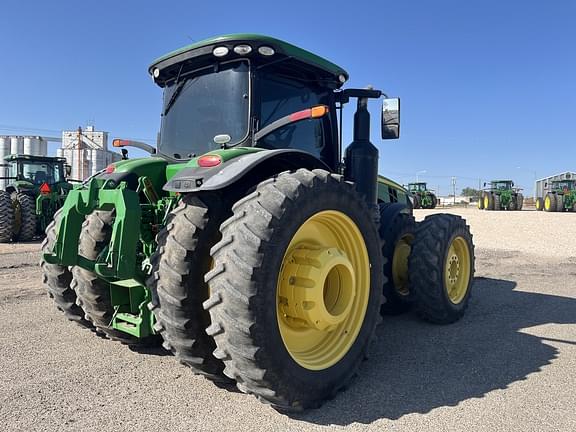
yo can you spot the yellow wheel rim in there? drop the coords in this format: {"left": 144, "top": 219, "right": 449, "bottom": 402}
{"left": 477, "top": 199, "right": 482, "bottom": 209}
{"left": 483, "top": 195, "right": 489, "bottom": 209}
{"left": 391, "top": 234, "right": 413, "bottom": 296}
{"left": 277, "top": 210, "right": 370, "bottom": 371}
{"left": 544, "top": 196, "right": 551, "bottom": 210}
{"left": 444, "top": 236, "right": 471, "bottom": 304}
{"left": 536, "top": 199, "right": 541, "bottom": 210}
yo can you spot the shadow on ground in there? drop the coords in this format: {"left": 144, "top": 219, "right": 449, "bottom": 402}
{"left": 295, "top": 276, "right": 576, "bottom": 425}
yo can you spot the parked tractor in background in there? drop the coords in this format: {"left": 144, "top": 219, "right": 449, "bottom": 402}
{"left": 42, "top": 34, "right": 475, "bottom": 411}
{"left": 536, "top": 179, "right": 576, "bottom": 212}
{"left": 408, "top": 182, "right": 437, "bottom": 209}
{"left": 478, "top": 179, "right": 523, "bottom": 211}
{"left": 0, "top": 154, "right": 72, "bottom": 242}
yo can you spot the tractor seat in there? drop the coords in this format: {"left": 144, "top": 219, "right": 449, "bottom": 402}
{"left": 34, "top": 171, "right": 48, "bottom": 184}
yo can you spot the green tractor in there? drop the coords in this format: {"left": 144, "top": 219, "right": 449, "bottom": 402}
{"left": 536, "top": 179, "right": 576, "bottom": 212}
{"left": 42, "top": 34, "right": 475, "bottom": 411}
{"left": 478, "top": 179, "right": 523, "bottom": 211}
{"left": 0, "top": 154, "right": 72, "bottom": 242}
{"left": 408, "top": 182, "right": 437, "bottom": 209}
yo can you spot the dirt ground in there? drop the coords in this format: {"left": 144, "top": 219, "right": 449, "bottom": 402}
{"left": 1, "top": 208, "right": 575, "bottom": 432}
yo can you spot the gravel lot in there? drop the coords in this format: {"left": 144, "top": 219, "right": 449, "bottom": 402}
{"left": 1, "top": 208, "right": 575, "bottom": 432}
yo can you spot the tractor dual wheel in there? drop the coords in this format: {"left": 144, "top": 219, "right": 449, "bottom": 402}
{"left": 412, "top": 194, "right": 421, "bottom": 209}
{"left": 10, "top": 192, "right": 37, "bottom": 241}
{"left": 409, "top": 214, "right": 475, "bottom": 324}
{"left": 204, "top": 169, "right": 384, "bottom": 411}
{"left": 429, "top": 193, "right": 438, "bottom": 209}
{"left": 544, "top": 193, "right": 556, "bottom": 212}
{"left": 42, "top": 209, "right": 92, "bottom": 328}
{"left": 379, "top": 203, "right": 416, "bottom": 315}
{"left": 72, "top": 211, "right": 158, "bottom": 346}
{"left": 483, "top": 192, "right": 494, "bottom": 210}
{"left": 516, "top": 193, "right": 524, "bottom": 210}
{"left": 149, "top": 194, "right": 233, "bottom": 384}
{"left": 535, "top": 197, "right": 543, "bottom": 211}
{"left": 0, "top": 191, "right": 13, "bottom": 242}
{"left": 493, "top": 194, "right": 502, "bottom": 211}
{"left": 556, "top": 194, "right": 565, "bottom": 212}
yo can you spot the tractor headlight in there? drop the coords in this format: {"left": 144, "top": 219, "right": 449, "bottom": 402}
{"left": 213, "top": 46, "right": 229, "bottom": 57}
{"left": 233, "top": 44, "right": 252, "bottom": 55}
{"left": 258, "top": 46, "right": 275, "bottom": 56}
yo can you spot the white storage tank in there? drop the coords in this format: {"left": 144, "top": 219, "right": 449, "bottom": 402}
{"left": 10, "top": 136, "right": 23, "bottom": 155}
{"left": 39, "top": 138, "right": 48, "bottom": 156}
{"left": 23, "top": 136, "right": 41, "bottom": 156}
{"left": 56, "top": 148, "right": 64, "bottom": 158}
{"left": 0, "top": 136, "right": 10, "bottom": 159}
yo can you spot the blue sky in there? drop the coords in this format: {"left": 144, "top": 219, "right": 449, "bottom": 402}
{"left": 1, "top": 0, "right": 574, "bottom": 195}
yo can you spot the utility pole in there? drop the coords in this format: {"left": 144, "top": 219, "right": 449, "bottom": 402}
{"left": 452, "top": 176, "right": 456, "bottom": 205}
{"left": 77, "top": 126, "right": 83, "bottom": 180}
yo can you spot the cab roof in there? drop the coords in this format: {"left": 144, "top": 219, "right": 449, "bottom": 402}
{"left": 3, "top": 154, "right": 66, "bottom": 163}
{"left": 149, "top": 34, "right": 348, "bottom": 89}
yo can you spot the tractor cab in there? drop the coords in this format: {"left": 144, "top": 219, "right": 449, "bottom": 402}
{"left": 408, "top": 182, "right": 428, "bottom": 193}
{"left": 2, "top": 154, "right": 69, "bottom": 194}
{"left": 143, "top": 34, "right": 398, "bottom": 171}
{"left": 550, "top": 180, "right": 575, "bottom": 193}
{"left": 489, "top": 180, "right": 514, "bottom": 191}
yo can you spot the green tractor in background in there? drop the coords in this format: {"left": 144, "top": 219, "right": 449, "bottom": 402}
{"left": 478, "top": 179, "right": 523, "bottom": 211}
{"left": 536, "top": 179, "right": 576, "bottom": 212}
{"left": 42, "top": 34, "right": 475, "bottom": 411}
{"left": 0, "top": 154, "right": 72, "bottom": 242}
{"left": 408, "top": 182, "right": 437, "bottom": 209}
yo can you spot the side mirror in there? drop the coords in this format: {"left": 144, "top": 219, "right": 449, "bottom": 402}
{"left": 381, "top": 98, "right": 400, "bottom": 139}
{"left": 64, "top": 164, "right": 72, "bottom": 176}
{"left": 483, "top": 182, "right": 486, "bottom": 187}
{"left": 512, "top": 181, "right": 515, "bottom": 186}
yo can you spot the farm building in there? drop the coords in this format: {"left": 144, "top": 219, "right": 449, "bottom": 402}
{"left": 535, "top": 171, "right": 576, "bottom": 198}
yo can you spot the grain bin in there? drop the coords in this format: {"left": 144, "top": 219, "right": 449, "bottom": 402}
{"left": 10, "top": 136, "right": 23, "bottom": 155}
{"left": 23, "top": 137, "right": 41, "bottom": 155}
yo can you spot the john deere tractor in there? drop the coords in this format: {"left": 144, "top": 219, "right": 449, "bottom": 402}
{"left": 0, "top": 154, "right": 72, "bottom": 242}
{"left": 42, "top": 34, "right": 475, "bottom": 411}
{"left": 478, "top": 179, "right": 523, "bottom": 211}
{"left": 536, "top": 179, "right": 576, "bottom": 212}
{"left": 408, "top": 182, "right": 437, "bottom": 209}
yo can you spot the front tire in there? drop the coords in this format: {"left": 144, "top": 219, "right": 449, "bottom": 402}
{"left": 556, "top": 194, "right": 565, "bottom": 212}
{"left": 493, "top": 194, "right": 501, "bottom": 211}
{"left": 205, "top": 169, "right": 384, "bottom": 411}
{"left": 409, "top": 214, "right": 475, "bottom": 324}
{"left": 41, "top": 209, "right": 92, "bottom": 328}
{"left": 73, "top": 211, "right": 157, "bottom": 345}
{"left": 535, "top": 197, "right": 543, "bottom": 211}
{"left": 516, "top": 193, "right": 524, "bottom": 210}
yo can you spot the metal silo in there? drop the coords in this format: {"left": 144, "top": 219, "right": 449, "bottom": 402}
{"left": 0, "top": 136, "right": 9, "bottom": 159}
{"left": 10, "top": 136, "right": 23, "bottom": 155}
{"left": 23, "top": 136, "right": 41, "bottom": 155}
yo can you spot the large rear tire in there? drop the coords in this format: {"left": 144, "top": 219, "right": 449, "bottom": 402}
{"left": 205, "top": 169, "right": 384, "bottom": 411}
{"left": 13, "top": 192, "right": 37, "bottom": 241}
{"left": 493, "top": 193, "right": 501, "bottom": 211}
{"left": 0, "top": 191, "right": 13, "bottom": 242}
{"left": 556, "top": 194, "right": 565, "bottom": 212}
{"left": 149, "top": 194, "right": 232, "bottom": 384}
{"left": 429, "top": 193, "right": 437, "bottom": 209}
{"left": 41, "top": 209, "right": 92, "bottom": 328}
{"left": 379, "top": 203, "right": 415, "bottom": 315}
{"left": 516, "top": 193, "right": 524, "bottom": 210}
{"left": 483, "top": 192, "right": 494, "bottom": 210}
{"left": 409, "top": 214, "right": 475, "bottom": 324}
{"left": 73, "top": 211, "right": 158, "bottom": 346}
{"left": 544, "top": 193, "right": 556, "bottom": 212}
{"left": 535, "top": 197, "right": 543, "bottom": 211}
{"left": 412, "top": 194, "right": 421, "bottom": 209}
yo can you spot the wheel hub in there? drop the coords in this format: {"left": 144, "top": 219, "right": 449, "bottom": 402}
{"left": 278, "top": 246, "right": 355, "bottom": 331}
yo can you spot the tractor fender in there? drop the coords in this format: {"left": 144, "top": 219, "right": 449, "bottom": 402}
{"left": 163, "top": 149, "right": 330, "bottom": 193}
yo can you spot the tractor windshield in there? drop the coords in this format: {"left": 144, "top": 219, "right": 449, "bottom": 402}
{"left": 11, "top": 160, "right": 64, "bottom": 185}
{"left": 492, "top": 181, "right": 512, "bottom": 190}
{"left": 159, "top": 60, "right": 250, "bottom": 159}
{"left": 553, "top": 181, "right": 574, "bottom": 191}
